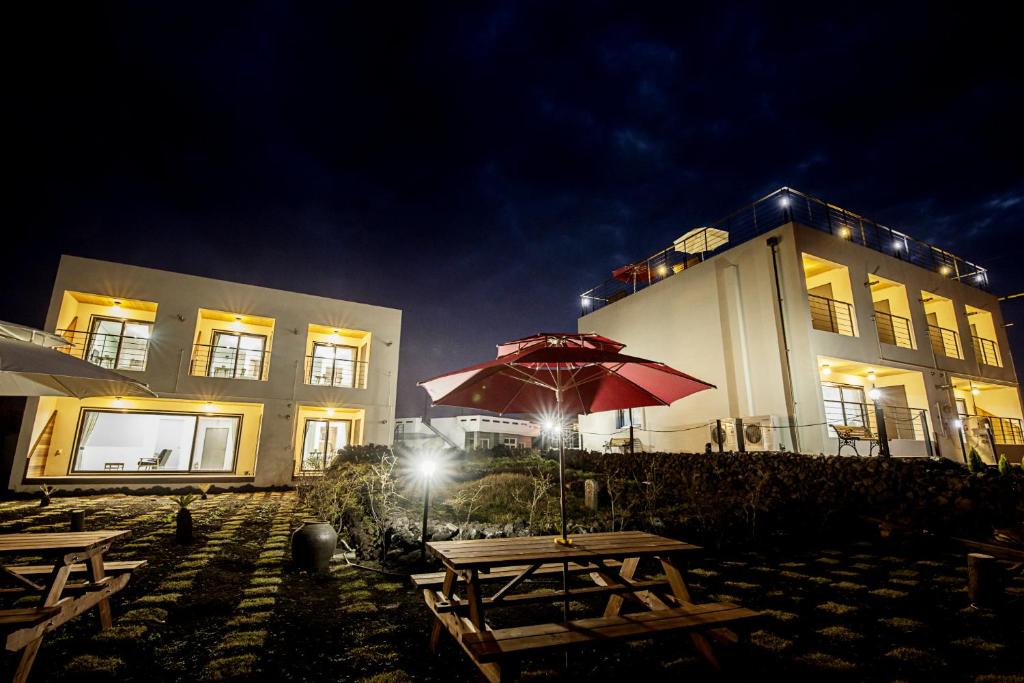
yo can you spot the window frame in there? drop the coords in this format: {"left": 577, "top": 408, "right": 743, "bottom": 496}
{"left": 299, "top": 417, "right": 354, "bottom": 472}
{"left": 308, "top": 342, "right": 360, "bottom": 387}
{"left": 821, "top": 381, "right": 869, "bottom": 428}
{"left": 86, "top": 315, "right": 153, "bottom": 371}
{"left": 207, "top": 329, "right": 268, "bottom": 380}
{"left": 69, "top": 407, "right": 242, "bottom": 475}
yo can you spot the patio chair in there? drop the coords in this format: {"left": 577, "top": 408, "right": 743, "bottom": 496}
{"left": 138, "top": 448, "right": 172, "bottom": 471}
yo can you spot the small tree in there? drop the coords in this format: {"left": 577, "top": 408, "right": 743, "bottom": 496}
{"left": 967, "top": 448, "right": 985, "bottom": 473}
{"left": 171, "top": 494, "right": 198, "bottom": 543}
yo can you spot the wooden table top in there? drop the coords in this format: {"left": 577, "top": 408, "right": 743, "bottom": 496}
{"left": 428, "top": 531, "right": 700, "bottom": 570}
{"left": 0, "top": 530, "right": 130, "bottom": 555}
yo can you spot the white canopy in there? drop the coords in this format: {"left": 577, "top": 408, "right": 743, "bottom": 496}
{"left": 0, "top": 320, "right": 70, "bottom": 349}
{"left": 0, "top": 335, "right": 156, "bottom": 398}
{"left": 673, "top": 227, "right": 729, "bottom": 254}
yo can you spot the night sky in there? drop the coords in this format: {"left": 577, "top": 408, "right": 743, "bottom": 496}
{"left": 6, "top": 2, "right": 1023, "bottom": 418}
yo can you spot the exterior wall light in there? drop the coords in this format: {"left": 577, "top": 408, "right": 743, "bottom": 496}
{"left": 867, "top": 371, "right": 877, "bottom": 382}
{"left": 821, "top": 364, "right": 831, "bottom": 376}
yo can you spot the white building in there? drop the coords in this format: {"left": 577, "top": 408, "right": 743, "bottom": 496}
{"left": 394, "top": 415, "right": 540, "bottom": 450}
{"left": 8, "top": 255, "right": 401, "bottom": 490}
{"left": 578, "top": 188, "right": 1022, "bottom": 464}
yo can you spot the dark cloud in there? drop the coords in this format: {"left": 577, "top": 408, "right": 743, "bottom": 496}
{"left": 5, "top": 1, "right": 1023, "bottom": 416}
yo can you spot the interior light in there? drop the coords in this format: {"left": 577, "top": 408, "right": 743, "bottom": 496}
{"left": 112, "top": 397, "right": 125, "bottom": 408}
{"left": 111, "top": 300, "right": 123, "bottom": 315}
{"left": 867, "top": 371, "right": 877, "bottom": 382}
{"left": 971, "top": 386, "right": 980, "bottom": 396}
{"left": 326, "top": 408, "right": 335, "bottom": 417}
{"left": 821, "top": 364, "right": 831, "bottom": 376}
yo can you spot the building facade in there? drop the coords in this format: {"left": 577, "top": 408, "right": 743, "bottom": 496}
{"left": 9, "top": 256, "right": 401, "bottom": 490}
{"left": 578, "top": 188, "right": 1023, "bottom": 464}
{"left": 394, "top": 415, "right": 539, "bottom": 450}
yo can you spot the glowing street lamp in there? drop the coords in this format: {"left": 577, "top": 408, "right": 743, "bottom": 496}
{"left": 417, "top": 456, "right": 437, "bottom": 561}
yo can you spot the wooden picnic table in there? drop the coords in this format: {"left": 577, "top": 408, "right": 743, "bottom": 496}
{"left": 414, "top": 530, "right": 761, "bottom": 682}
{"left": 0, "top": 530, "right": 142, "bottom": 683}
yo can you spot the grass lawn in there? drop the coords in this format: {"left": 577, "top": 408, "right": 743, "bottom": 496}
{"left": 1, "top": 492, "right": 1021, "bottom": 682}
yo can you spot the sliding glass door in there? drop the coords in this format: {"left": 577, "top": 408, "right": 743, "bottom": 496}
{"left": 86, "top": 317, "right": 152, "bottom": 371}
{"left": 300, "top": 418, "right": 352, "bottom": 471}
{"left": 309, "top": 343, "right": 357, "bottom": 387}
{"left": 209, "top": 331, "right": 267, "bottom": 380}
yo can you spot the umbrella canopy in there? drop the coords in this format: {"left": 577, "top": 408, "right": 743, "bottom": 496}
{"left": 0, "top": 336, "right": 156, "bottom": 398}
{"left": 419, "top": 332, "right": 715, "bottom": 547}
{"left": 611, "top": 262, "right": 651, "bottom": 284}
{"left": 0, "top": 320, "right": 70, "bottom": 349}
{"left": 420, "top": 333, "right": 715, "bottom": 416}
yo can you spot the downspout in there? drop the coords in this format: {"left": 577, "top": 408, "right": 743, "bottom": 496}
{"left": 767, "top": 236, "right": 801, "bottom": 452}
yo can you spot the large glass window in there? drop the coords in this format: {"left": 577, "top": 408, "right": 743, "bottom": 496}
{"left": 72, "top": 410, "right": 240, "bottom": 473}
{"left": 822, "top": 383, "right": 868, "bottom": 427}
{"left": 300, "top": 418, "right": 352, "bottom": 472}
{"left": 308, "top": 343, "right": 357, "bottom": 387}
{"left": 208, "top": 331, "right": 267, "bottom": 380}
{"left": 86, "top": 317, "right": 152, "bottom": 371}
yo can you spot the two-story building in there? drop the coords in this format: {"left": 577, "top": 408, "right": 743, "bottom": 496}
{"left": 578, "top": 188, "right": 1023, "bottom": 464}
{"left": 8, "top": 255, "right": 401, "bottom": 490}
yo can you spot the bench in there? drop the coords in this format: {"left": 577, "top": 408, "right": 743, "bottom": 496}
{"left": 832, "top": 424, "right": 879, "bottom": 456}
{"left": 463, "top": 602, "right": 762, "bottom": 662}
{"left": 604, "top": 437, "right": 642, "bottom": 453}
{"left": 411, "top": 560, "right": 622, "bottom": 590}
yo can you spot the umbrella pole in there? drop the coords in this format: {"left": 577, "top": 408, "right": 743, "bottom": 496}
{"left": 555, "top": 386, "right": 570, "bottom": 626}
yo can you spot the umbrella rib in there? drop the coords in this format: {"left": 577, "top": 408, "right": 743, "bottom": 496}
{"left": 498, "top": 378, "right": 530, "bottom": 415}
{"left": 599, "top": 363, "right": 673, "bottom": 407}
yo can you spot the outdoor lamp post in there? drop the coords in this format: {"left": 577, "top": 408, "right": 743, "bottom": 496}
{"left": 418, "top": 457, "right": 437, "bottom": 562}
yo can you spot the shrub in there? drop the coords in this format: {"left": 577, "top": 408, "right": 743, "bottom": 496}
{"left": 997, "top": 454, "right": 1010, "bottom": 475}
{"left": 968, "top": 448, "right": 985, "bottom": 473}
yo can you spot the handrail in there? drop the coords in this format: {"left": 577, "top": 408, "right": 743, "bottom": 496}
{"left": 580, "top": 187, "right": 990, "bottom": 314}
{"left": 927, "top": 324, "right": 963, "bottom": 360}
{"left": 303, "top": 355, "right": 369, "bottom": 389}
{"left": 807, "top": 294, "right": 855, "bottom": 337}
{"left": 824, "top": 399, "right": 929, "bottom": 443}
{"left": 873, "top": 309, "right": 914, "bottom": 349}
{"left": 971, "top": 335, "right": 1002, "bottom": 368}
{"left": 54, "top": 329, "right": 150, "bottom": 371}
{"left": 190, "top": 342, "right": 270, "bottom": 381}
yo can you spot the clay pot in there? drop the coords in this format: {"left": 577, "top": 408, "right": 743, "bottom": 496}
{"left": 291, "top": 520, "right": 338, "bottom": 573}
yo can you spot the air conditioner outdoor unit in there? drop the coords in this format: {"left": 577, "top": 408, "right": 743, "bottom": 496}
{"left": 708, "top": 420, "right": 737, "bottom": 451}
{"left": 739, "top": 415, "right": 784, "bottom": 452}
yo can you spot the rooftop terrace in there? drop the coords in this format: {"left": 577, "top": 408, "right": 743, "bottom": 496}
{"left": 579, "top": 187, "right": 991, "bottom": 315}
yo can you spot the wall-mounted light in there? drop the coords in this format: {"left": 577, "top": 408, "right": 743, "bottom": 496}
{"left": 326, "top": 408, "right": 335, "bottom": 417}
{"left": 111, "top": 300, "right": 123, "bottom": 316}
{"left": 231, "top": 315, "right": 243, "bottom": 330}
{"left": 821, "top": 363, "right": 831, "bottom": 376}
{"left": 112, "top": 396, "right": 125, "bottom": 408}
{"left": 867, "top": 370, "right": 877, "bottom": 382}
{"left": 971, "top": 383, "right": 980, "bottom": 396}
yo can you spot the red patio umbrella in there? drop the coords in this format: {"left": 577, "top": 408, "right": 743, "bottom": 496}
{"left": 611, "top": 263, "right": 651, "bottom": 292}
{"left": 418, "top": 332, "right": 715, "bottom": 543}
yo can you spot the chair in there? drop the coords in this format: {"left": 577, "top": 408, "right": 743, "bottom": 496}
{"left": 138, "top": 448, "right": 172, "bottom": 471}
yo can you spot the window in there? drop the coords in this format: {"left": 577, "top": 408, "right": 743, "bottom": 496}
{"left": 478, "top": 437, "right": 490, "bottom": 449}
{"left": 822, "top": 383, "right": 868, "bottom": 427}
{"left": 956, "top": 398, "right": 969, "bottom": 418}
{"left": 300, "top": 418, "right": 352, "bottom": 472}
{"left": 209, "top": 331, "right": 267, "bottom": 380}
{"left": 502, "top": 436, "right": 518, "bottom": 447}
{"left": 309, "top": 343, "right": 358, "bottom": 387}
{"left": 615, "top": 409, "right": 642, "bottom": 430}
{"left": 71, "top": 409, "right": 240, "bottom": 473}
{"left": 86, "top": 317, "right": 152, "bottom": 371}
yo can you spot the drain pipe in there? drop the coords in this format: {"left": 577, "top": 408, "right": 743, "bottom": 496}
{"left": 766, "top": 236, "right": 801, "bottom": 452}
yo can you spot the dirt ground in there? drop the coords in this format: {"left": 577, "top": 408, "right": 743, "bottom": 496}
{"left": 1, "top": 492, "right": 1020, "bottom": 682}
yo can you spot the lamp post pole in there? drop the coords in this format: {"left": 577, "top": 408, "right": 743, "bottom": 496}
{"left": 421, "top": 475, "right": 431, "bottom": 562}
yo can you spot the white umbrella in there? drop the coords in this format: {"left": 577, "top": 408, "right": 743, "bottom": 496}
{"left": 0, "top": 335, "right": 156, "bottom": 398}
{"left": 0, "top": 320, "right": 70, "bottom": 349}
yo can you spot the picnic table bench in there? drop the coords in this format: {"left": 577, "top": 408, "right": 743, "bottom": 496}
{"left": 0, "top": 531, "right": 143, "bottom": 683}
{"left": 832, "top": 424, "right": 880, "bottom": 456}
{"left": 414, "top": 531, "right": 761, "bottom": 682}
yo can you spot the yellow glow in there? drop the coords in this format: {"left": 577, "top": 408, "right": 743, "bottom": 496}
{"left": 112, "top": 397, "right": 125, "bottom": 408}
{"left": 656, "top": 265, "right": 668, "bottom": 277}
{"left": 821, "top": 364, "right": 831, "bottom": 376}
{"left": 838, "top": 226, "right": 851, "bottom": 239}
{"left": 939, "top": 265, "right": 951, "bottom": 276}
{"left": 867, "top": 371, "right": 877, "bottom": 382}
{"left": 971, "top": 386, "right": 981, "bottom": 396}
{"left": 111, "top": 301, "right": 123, "bottom": 316}
{"left": 326, "top": 408, "right": 335, "bottom": 417}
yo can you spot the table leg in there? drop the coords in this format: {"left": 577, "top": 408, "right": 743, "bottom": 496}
{"left": 13, "top": 560, "right": 73, "bottom": 683}
{"left": 602, "top": 556, "right": 639, "bottom": 617}
{"left": 86, "top": 553, "right": 112, "bottom": 629}
{"left": 429, "top": 568, "right": 457, "bottom": 653}
{"left": 659, "top": 555, "right": 720, "bottom": 671}
{"left": 464, "top": 569, "right": 485, "bottom": 631}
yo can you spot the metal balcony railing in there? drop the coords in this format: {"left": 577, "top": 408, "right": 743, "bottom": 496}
{"left": 304, "top": 356, "right": 368, "bottom": 389}
{"left": 808, "top": 294, "right": 855, "bottom": 336}
{"left": 971, "top": 335, "right": 1002, "bottom": 367}
{"left": 190, "top": 343, "right": 270, "bottom": 381}
{"left": 824, "top": 400, "right": 930, "bottom": 442}
{"left": 873, "top": 309, "right": 913, "bottom": 349}
{"left": 54, "top": 329, "right": 150, "bottom": 371}
{"left": 580, "top": 187, "right": 990, "bottom": 314}
{"left": 928, "top": 324, "right": 963, "bottom": 359}
{"left": 986, "top": 416, "right": 1024, "bottom": 445}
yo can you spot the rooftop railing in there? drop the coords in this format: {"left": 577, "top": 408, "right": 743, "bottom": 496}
{"left": 580, "top": 187, "right": 990, "bottom": 314}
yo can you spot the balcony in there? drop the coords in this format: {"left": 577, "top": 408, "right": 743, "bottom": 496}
{"left": 808, "top": 294, "right": 855, "bottom": 336}
{"left": 928, "top": 324, "right": 963, "bottom": 359}
{"left": 580, "top": 187, "right": 990, "bottom": 314}
{"left": 824, "top": 399, "right": 930, "bottom": 442}
{"left": 190, "top": 342, "right": 270, "bottom": 381}
{"left": 971, "top": 335, "right": 1002, "bottom": 367}
{"left": 873, "top": 310, "right": 913, "bottom": 349}
{"left": 55, "top": 328, "right": 151, "bottom": 371}
{"left": 303, "top": 356, "right": 368, "bottom": 389}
